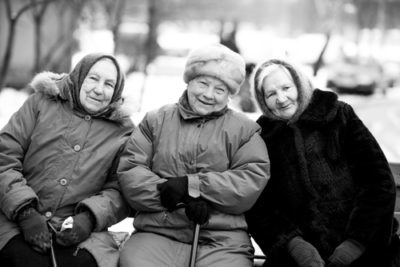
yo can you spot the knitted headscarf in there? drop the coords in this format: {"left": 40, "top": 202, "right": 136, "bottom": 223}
{"left": 253, "top": 59, "right": 314, "bottom": 123}
{"left": 56, "top": 53, "right": 125, "bottom": 119}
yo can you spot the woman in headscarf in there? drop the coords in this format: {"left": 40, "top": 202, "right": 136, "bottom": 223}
{"left": 118, "top": 44, "right": 270, "bottom": 267}
{"left": 0, "top": 53, "right": 134, "bottom": 267}
{"left": 246, "top": 58, "right": 398, "bottom": 267}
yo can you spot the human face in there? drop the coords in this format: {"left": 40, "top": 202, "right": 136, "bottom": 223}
{"left": 187, "top": 76, "right": 230, "bottom": 115}
{"left": 79, "top": 59, "right": 117, "bottom": 113}
{"left": 262, "top": 67, "right": 299, "bottom": 120}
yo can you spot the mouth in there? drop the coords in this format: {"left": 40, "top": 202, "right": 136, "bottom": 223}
{"left": 88, "top": 97, "right": 103, "bottom": 103}
{"left": 278, "top": 103, "right": 292, "bottom": 110}
{"left": 198, "top": 99, "right": 214, "bottom": 106}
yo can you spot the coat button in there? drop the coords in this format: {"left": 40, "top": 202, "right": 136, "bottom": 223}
{"left": 84, "top": 115, "right": 91, "bottom": 121}
{"left": 190, "top": 160, "right": 194, "bottom": 165}
{"left": 60, "top": 178, "right": 68, "bottom": 186}
{"left": 45, "top": 211, "right": 52, "bottom": 218}
{"left": 73, "top": 145, "right": 81, "bottom": 152}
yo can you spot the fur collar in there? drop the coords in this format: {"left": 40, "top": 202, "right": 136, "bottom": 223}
{"left": 30, "top": 71, "right": 67, "bottom": 99}
{"left": 29, "top": 71, "right": 133, "bottom": 125}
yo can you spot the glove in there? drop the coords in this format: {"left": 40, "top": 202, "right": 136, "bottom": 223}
{"left": 157, "top": 176, "right": 188, "bottom": 211}
{"left": 327, "top": 239, "right": 365, "bottom": 267}
{"left": 185, "top": 197, "right": 211, "bottom": 225}
{"left": 55, "top": 211, "right": 95, "bottom": 246}
{"left": 16, "top": 205, "right": 51, "bottom": 253}
{"left": 287, "top": 236, "right": 325, "bottom": 267}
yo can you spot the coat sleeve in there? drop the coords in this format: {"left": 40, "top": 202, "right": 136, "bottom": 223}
{"left": 188, "top": 128, "right": 270, "bottom": 214}
{"left": 245, "top": 178, "right": 302, "bottom": 257}
{"left": 77, "top": 142, "right": 132, "bottom": 231}
{"left": 342, "top": 104, "right": 396, "bottom": 247}
{"left": 117, "top": 112, "right": 166, "bottom": 212}
{"left": 0, "top": 94, "right": 40, "bottom": 220}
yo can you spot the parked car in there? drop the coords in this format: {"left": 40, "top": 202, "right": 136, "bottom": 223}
{"left": 326, "top": 58, "right": 383, "bottom": 95}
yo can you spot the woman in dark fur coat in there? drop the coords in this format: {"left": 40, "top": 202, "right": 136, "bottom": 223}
{"left": 246, "top": 58, "right": 398, "bottom": 267}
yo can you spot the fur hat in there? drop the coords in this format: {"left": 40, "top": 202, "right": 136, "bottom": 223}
{"left": 183, "top": 44, "right": 245, "bottom": 95}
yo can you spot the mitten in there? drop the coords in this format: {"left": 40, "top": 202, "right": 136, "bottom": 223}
{"left": 16, "top": 205, "right": 51, "bottom": 253}
{"left": 185, "top": 197, "right": 211, "bottom": 225}
{"left": 287, "top": 236, "right": 325, "bottom": 267}
{"left": 327, "top": 239, "right": 365, "bottom": 267}
{"left": 56, "top": 211, "right": 95, "bottom": 247}
{"left": 157, "top": 176, "right": 188, "bottom": 211}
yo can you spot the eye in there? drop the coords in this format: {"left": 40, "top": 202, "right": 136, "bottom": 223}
{"left": 215, "top": 87, "right": 226, "bottom": 94}
{"left": 106, "top": 82, "right": 115, "bottom": 88}
{"left": 88, "top": 75, "right": 98, "bottom": 81}
{"left": 265, "top": 92, "right": 275, "bottom": 99}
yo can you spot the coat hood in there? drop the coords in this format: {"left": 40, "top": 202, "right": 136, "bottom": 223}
{"left": 29, "top": 71, "right": 132, "bottom": 124}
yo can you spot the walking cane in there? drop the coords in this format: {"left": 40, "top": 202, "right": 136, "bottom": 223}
{"left": 47, "top": 222, "right": 58, "bottom": 267}
{"left": 188, "top": 223, "right": 200, "bottom": 267}
{"left": 49, "top": 237, "right": 58, "bottom": 267}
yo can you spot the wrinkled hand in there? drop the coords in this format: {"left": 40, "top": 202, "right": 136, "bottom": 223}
{"left": 55, "top": 211, "right": 95, "bottom": 247}
{"left": 287, "top": 236, "right": 325, "bottom": 267}
{"left": 157, "top": 176, "right": 188, "bottom": 211}
{"left": 185, "top": 197, "right": 211, "bottom": 225}
{"left": 17, "top": 205, "right": 51, "bottom": 253}
{"left": 327, "top": 240, "right": 365, "bottom": 267}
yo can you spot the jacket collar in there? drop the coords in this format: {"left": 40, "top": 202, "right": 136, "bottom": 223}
{"left": 177, "top": 90, "right": 228, "bottom": 121}
{"left": 257, "top": 89, "right": 339, "bottom": 132}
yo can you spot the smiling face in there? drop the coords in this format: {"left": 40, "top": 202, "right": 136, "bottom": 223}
{"left": 187, "top": 75, "right": 230, "bottom": 115}
{"left": 79, "top": 59, "right": 117, "bottom": 113}
{"left": 262, "top": 66, "right": 299, "bottom": 120}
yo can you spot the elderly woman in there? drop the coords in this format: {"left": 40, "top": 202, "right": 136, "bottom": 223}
{"left": 118, "top": 44, "right": 270, "bottom": 267}
{"left": 0, "top": 54, "right": 134, "bottom": 267}
{"left": 246, "top": 58, "right": 398, "bottom": 267}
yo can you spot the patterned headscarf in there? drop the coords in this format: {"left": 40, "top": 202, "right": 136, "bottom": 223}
{"left": 253, "top": 59, "right": 314, "bottom": 123}
{"left": 57, "top": 53, "right": 125, "bottom": 119}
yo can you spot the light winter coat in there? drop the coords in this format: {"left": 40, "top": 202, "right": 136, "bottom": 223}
{"left": 118, "top": 91, "right": 270, "bottom": 243}
{"left": 0, "top": 73, "right": 134, "bottom": 267}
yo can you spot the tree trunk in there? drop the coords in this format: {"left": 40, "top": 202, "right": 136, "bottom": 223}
{"left": 0, "top": 19, "right": 16, "bottom": 91}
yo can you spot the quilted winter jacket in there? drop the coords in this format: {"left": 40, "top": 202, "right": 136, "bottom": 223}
{"left": 118, "top": 92, "right": 270, "bottom": 243}
{"left": 0, "top": 75, "right": 134, "bottom": 267}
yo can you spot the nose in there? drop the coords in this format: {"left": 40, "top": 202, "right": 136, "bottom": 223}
{"left": 202, "top": 85, "right": 214, "bottom": 99}
{"left": 276, "top": 91, "right": 286, "bottom": 103}
{"left": 93, "top": 83, "right": 104, "bottom": 95}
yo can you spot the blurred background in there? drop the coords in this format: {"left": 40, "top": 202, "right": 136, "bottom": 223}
{"left": 1, "top": 0, "right": 400, "bottom": 249}
{"left": 1, "top": 0, "right": 400, "bottom": 161}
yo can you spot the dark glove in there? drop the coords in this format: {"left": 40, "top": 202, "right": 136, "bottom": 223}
{"left": 16, "top": 205, "right": 51, "bottom": 253}
{"left": 287, "top": 236, "right": 325, "bottom": 267}
{"left": 185, "top": 197, "right": 211, "bottom": 225}
{"left": 157, "top": 176, "right": 188, "bottom": 211}
{"left": 327, "top": 239, "right": 365, "bottom": 267}
{"left": 55, "top": 211, "right": 95, "bottom": 247}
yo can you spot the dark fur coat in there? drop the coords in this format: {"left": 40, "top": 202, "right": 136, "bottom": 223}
{"left": 246, "top": 89, "right": 397, "bottom": 266}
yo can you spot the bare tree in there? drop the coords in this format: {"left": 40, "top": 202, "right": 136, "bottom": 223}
{"left": 0, "top": 0, "right": 45, "bottom": 91}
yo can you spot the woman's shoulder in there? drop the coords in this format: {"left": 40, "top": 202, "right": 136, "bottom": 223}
{"left": 29, "top": 71, "right": 67, "bottom": 99}
{"left": 223, "top": 109, "right": 261, "bottom": 135}
{"left": 144, "top": 103, "right": 177, "bottom": 121}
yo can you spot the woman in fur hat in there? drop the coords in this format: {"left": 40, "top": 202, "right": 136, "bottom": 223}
{"left": 117, "top": 44, "right": 270, "bottom": 267}
{"left": 246, "top": 58, "right": 398, "bottom": 267}
{"left": 0, "top": 53, "right": 134, "bottom": 267}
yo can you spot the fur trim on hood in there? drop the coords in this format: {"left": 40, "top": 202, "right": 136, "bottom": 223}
{"left": 29, "top": 71, "right": 132, "bottom": 125}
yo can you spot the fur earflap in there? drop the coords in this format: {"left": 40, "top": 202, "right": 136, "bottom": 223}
{"left": 29, "top": 71, "right": 67, "bottom": 97}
